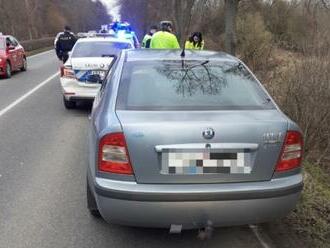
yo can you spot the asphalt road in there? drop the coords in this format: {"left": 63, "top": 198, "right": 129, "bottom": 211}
{"left": 0, "top": 50, "right": 269, "bottom": 248}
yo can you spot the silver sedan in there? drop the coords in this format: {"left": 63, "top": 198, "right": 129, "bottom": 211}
{"left": 87, "top": 49, "right": 303, "bottom": 230}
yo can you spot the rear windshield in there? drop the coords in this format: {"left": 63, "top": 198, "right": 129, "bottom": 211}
{"left": 72, "top": 41, "right": 131, "bottom": 58}
{"left": 117, "top": 60, "right": 275, "bottom": 111}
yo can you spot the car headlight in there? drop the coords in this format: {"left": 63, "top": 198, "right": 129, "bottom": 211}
{"left": 0, "top": 58, "right": 2, "bottom": 62}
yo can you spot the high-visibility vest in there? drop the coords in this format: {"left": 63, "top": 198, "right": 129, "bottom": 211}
{"left": 150, "top": 31, "right": 180, "bottom": 49}
{"left": 185, "top": 40, "right": 205, "bottom": 50}
{"left": 142, "top": 34, "right": 152, "bottom": 48}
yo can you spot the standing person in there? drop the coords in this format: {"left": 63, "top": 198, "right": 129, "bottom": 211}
{"left": 150, "top": 21, "right": 180, "bottom": 49}
{"left": 100, "top": 27, "right": 108, "bottom": 34}
{"left": 142, "top": 25, "right": 158, "bottom": 48}
{"left": 55, "top": 26, "right": 77, "bottom": 63}
{"left": 185, "top": 32, "right": 205, "bottom": 50}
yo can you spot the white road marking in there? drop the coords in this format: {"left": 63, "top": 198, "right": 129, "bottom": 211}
{"left": 0, "top": 72, "right": 59, "bottom": 118}
{"left": 249, "top": 225, "right": 272, "bottom": 248}
{"left": 28, "top": 49, "right": 53, "bottom": 59}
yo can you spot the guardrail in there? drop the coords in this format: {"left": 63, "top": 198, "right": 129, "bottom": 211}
{"left": 20, "top": 37, "right": 54, "bottom": 52}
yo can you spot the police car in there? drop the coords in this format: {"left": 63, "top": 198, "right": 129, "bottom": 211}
{"left": 108, "top": 21, "right": 140, "bottom": 48}
{"left": 60, "top": 36, "right": 134, "bottom": 109}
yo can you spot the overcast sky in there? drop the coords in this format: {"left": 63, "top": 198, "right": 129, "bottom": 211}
{"left": 98, "top": 0, "right": 120, "bottom": 20}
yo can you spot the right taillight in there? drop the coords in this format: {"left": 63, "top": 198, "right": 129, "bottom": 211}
{"left": 98, "top": 133, "right": 133, "bottom": 175}
{"left": 276, "top": 131, "right": 303, "bottom": 172}
{"left": 60, "top": 66, "right": 75, "bottom": 78}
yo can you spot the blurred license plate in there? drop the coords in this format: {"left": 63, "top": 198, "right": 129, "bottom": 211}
{"left": 161, "top": 151, "right": 252, "bottom": 175}
{"left": 76, "top": 70, "right": 106, "bottom": 82}
{"left": 92, "top": 70, "right": 105, "bottom": 78}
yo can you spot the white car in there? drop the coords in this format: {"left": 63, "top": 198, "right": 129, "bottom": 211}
{"left": 60, "top": 37, "right": 133, "bottom": 109}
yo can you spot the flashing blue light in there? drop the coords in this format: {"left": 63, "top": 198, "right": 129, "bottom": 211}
{"left": 110, "top": 21, "right": 133, "bottom": 32}
{"left": 117, "top": 30, "right": 127, "bottom": 39}
{"left": 103, "top": 21, "right": 136, "bottom": 42}
{"left": 116, "top": 30, "right": 135, "bottom": 41}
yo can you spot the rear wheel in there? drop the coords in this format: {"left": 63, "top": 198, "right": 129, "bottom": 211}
{"left": 21, "top": 57, "right": 27, "bottom": 71}
{"left": 87, "top": 179, "right": 101, "bottom": 218}
{"left": 4, "top": 62, "right": 11, "bottom": 79}
{"left": 63, "top": 96, "right": 76, "bottom": 109}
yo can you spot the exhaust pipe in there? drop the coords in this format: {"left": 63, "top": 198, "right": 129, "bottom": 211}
{"left": 198, "top": 220, "right": 214, "bottom": 240}
{"left": 169, "top": 224, "right": 182, "bottom": 234}
{"left": 169, "top": 220, "right": 214, "bottom": 237}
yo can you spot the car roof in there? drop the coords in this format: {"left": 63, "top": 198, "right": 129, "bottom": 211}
{"left": 124, "top": 49, "right": 238, "bottom": 62}
{"left": 77, "top": 37, "right": 132, "bottom": 44}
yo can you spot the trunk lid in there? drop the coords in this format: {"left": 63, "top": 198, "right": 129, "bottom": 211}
{"left": 116, "top": 110, "right": 288, "bottom": 184}
{"left": 70, "top": 57, "right": 114, "bottom": 82}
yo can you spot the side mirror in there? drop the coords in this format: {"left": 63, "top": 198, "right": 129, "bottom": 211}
{"left": 68, "top": 51, "right": 72, "bottom": 57}
{"left": 86, "top": 74, "right": 102, "bottom": 84}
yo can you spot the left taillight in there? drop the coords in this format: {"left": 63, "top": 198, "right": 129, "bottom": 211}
{"left": 98, "top": 133, "right": 133, "bottom": 175}
{"left": 60, "top": 66, "right": 75, "bottom": 78}
{"left": 275, "top": 131, "right": 303, "bottom": 172}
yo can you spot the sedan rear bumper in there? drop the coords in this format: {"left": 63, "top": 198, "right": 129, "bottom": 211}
{"left": 92, "top": 174, "right": 302, "bottom": 228}
{"left": 96, "top": 192, "right": 300, "bottom": 229}
{"left": 61, "top": 77, "right": 101, "bottom": 101}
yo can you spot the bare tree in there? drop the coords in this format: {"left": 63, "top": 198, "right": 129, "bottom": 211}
{"left": 0, "top": 0, "right": 111, "bottom": 40}
{"left": 24, "top": 0, "right": 39, "bottom": 39}
{"left": 172, "top": 0, "right": 197, "bottom": 43}
{"left": 224, "top": 0, "right": 240, "bottom": 55}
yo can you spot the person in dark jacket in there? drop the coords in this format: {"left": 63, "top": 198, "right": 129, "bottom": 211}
{"left": 142, "top": 25, "right": 158, "bottom": 48}
{"left": 55, "top": 26, "right": 77, "bottom": 63}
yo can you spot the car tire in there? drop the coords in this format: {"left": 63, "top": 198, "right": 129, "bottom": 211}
{"left": 4, "top": 62, "right": 11, "bottom": 79}
{"left": 87, "top": 179, "right": 101, "bottom": 218}
{"left": 21, "top": 57, "right": 27, "bottom": 71}
{"left": 63, "top": 96, "right": 76, "bottom": 109}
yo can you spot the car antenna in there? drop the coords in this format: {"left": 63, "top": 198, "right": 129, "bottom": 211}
{"left": 180, "top": 45, "right": 186, "bottom": 58}
{"left": 180, "top": 11, "right": 193, "bottom": 65}
{"left": 180, "top": 45, "right": 186, "bottom": 68}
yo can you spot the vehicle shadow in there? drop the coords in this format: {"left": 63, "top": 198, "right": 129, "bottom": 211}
{"left": 63, "top": 100, "right": 93, "bottom": 115}
{"left": 0, "top": 71, "right": 20, "bottom": 80}
{"left": 75, "top": 100, "right": 93, "bottom": 112}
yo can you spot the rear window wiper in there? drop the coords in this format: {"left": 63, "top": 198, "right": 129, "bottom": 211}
{"left": 181, "top": 60, "right": 210, "bottom": 82}
{"left": 223, "top": 62, "right": 244, "bottom": 73}
{"left": 224, "top": 62, "right": 254, "bottom": 79}
{"left": 262, "top": 97, "right": 272, "bottom": 105}
{"left": 186, "top": 60, "right": 209, "bottom": 70}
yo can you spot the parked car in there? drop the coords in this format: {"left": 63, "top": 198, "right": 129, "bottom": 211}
{"left": 0, "top": 35, "right": 27, "bottom": 78}
{"left": 60, "top": 36, "right": 134, "bottom": 109}
{"left": 87, "top": 49, "right": 303, "bottom": 230}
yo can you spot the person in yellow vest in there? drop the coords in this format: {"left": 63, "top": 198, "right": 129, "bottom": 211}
{"left": 150, "top": 21, "right": 180, "bottom": 49}
{"left": 142, "top": 25, "right": 158, "bottom": 48}
{"left": 185, "top": 32, "right": 204, "bottom": 50}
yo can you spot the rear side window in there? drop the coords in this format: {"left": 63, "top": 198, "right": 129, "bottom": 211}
{"left": 72, "top": 41, "right": 131, "bottom": 58}
{"left": 117, "top": 60, "right": 275, "bottom": 111}
{"left": 9, "top": 37, "right": 18, "bottom": 46}
{"left": 5, "top": 38, "right": 12, "bottom": 47}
